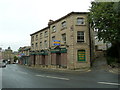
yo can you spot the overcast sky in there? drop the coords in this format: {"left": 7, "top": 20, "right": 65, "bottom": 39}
{"left": 0, "top": 0, "right": 93, "bottom": 51}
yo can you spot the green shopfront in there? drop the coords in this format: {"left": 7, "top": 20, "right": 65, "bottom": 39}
{"left": 50, "top": 48, "right": 67, "bottom": 68}
{"left": 30, "top": 50, "right": 49, "bottom": 66}
{"left": 30, "top": 48, "right": 67, "bottom": 68}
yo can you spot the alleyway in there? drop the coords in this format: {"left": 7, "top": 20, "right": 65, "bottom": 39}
{"left": 92, "top": 51, "right": 108, "bottom": 70}
{"left": 92, "top": 57, "right": 108, "bottom": 70}
{"left": 92, "top": 51, "right": 119, "bottom": 75}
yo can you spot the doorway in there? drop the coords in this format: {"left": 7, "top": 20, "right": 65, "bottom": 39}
{"left": 56, "top": 53, "right": 61, "bottom": 66}
{"left": 42, "top": 55, "right": 45, "bottom": 65}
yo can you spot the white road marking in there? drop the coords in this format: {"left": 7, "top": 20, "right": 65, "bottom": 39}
{"left": 35, "top": 74, "right": 70, "bottom": 80}
{"left": 98, "top": 82, "right": 120, "bottom": 86}
{"left": 46, "top": 76, "right": 70, "bottom": 80}
{"left": 35, "top": 75, "right": 45, "bottom": 77}
{"left": 17, "top": 71, "right": 28, "bottom": 74}
{"left": 86, "top": 70, "right": 91, "bottom": 72}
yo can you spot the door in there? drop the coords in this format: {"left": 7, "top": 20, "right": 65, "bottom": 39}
{"left": 33, "top": 55, "right": 36, "bottom": 65}
{"left": 56, "top": 53, "right": 61, "bottom": 66}
{"left": 42, "top": 55, "right": 45, "bottom": 65}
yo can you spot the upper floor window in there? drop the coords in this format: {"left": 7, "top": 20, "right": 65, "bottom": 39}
{"left": 44, "top": 40, "right": 47, "bottom": 48}
{"left": 77, "top": 31, "right": 84, "bottom": 42}
{"left": 52, "top": 36, "right": 55, "bottom": 41}
{"left": 44, "top": 31, "right": 48, "bottom": 37}
{"left": 40, "top": 42, "right": 42, "bottom": 49}
{"left": 31, "top": 36, "right": 34, "bottom": 42}
{"left": 77, "top": 18, "right": 85, "bottom": 25}
{"left": 36, "top": 34, "right": 38, "bottom": 41}
{"left": 31, "top": 43, "right": 34, "bottom": 49}
{"left": 61, "top": 21, "right": 66, "bottom": 28}
{"left": 35, "top": 43, "right": 38, "bottom": 50}
{"left": 40, "top": 33, "right": 42, "bottom": 39}
{"left": 36, "top": 43, "right": 38, "bottom": 47}
{"left": 52, "top": 36, "right": 55, "bottom": 45}
{"left": 61, "top": 33, "right": 66, "bottom": 44}
{"left": 52, "top": 26, "right": 56, "bottom": 32}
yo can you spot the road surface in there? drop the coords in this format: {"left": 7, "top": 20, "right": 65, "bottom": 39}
{"left": 1, "top": 64, "right": 119, "bottom": 89}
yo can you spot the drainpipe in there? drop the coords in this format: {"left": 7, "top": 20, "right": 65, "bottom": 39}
{"left": 48, "top": 22, "right": 51, "bottom": 65}
{"left": 88, "top": 22, "right": 93, "bottom": 67}
{"left": 71, "top": 15, "right": 75, "bottom": 70}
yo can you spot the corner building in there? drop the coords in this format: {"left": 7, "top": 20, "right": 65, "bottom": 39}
{"left": 30, "top": 12, "right": 94, "bottom": 69}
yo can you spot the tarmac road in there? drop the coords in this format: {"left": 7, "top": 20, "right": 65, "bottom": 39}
{"left": 1, "top": 64, "right": 119, "bottom": 89}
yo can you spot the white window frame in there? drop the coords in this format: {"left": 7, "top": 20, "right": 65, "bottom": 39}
{"left": 77, "top": 18, "right": 85, "bottom": 25}
{"left": 77, "top": 31, "right": 84, "bottom": 42}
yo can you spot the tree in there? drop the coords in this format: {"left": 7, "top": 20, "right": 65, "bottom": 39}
{"left": 14, "top": 56, "right": 18, "bottom": 62}
{"left": 88, "top": 2, "right": 120, "bottom": 62}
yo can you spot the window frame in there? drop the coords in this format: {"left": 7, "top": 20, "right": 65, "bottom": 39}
{"left": 44, "top": 31, "right": 48, "bottom": 37}
{"left": 36, "top": 34, "right": 38, "bottom": 41}
{"left": 44, "top": 40, "right": 47, "bottom": 49}
{"left": 61, "top": 21, "right": 67, "bottom": 29}
{"left": 52, "top": 36, "right": 55, "bottom": 46}
{"left": 40, "top": 42, "right": 42, "bottom": 49}
{"left": 61, "top": 33, "right": 66, "bottom": 44}
{"left": 40, "top": 33, "right": 42, "bottom": 39}
{"left": 31, "top": 43, "right": 34, "bottom": 49}
{"left": 77, "top": 17, "right": 85, "bottom": 25}
{"left": 52, "top": 26, "right": 56, "bottom": 32}
{"left": 31, "top": 36, "right": 34, "bottom": 42}
{"left": 35, "top": 43, "right": 38, "bottom": 50}
{"left": 77, "top": 31, "right": 84, "bottom": 43}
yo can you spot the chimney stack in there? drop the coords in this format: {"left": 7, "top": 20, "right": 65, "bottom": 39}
{"left": 48, "top": 19, "right": 54, "bottom": 26}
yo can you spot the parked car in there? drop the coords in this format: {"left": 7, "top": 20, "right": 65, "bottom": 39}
{"left": 0, "top": 61, "right": 6, "bottom": 68}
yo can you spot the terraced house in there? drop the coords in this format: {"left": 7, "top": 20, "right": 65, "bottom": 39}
{"left": 30, "top": 12, "right": 94, "bottom": 70}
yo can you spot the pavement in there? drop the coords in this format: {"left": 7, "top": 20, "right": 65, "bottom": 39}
{"left": 22, "top": 55, "right": 119, "bottom": 75}
{"left": 107, "top": 66, "right": 120, "bottom": 74}
{"left": 22, "top": 65, "right": 92, "bottom": 74}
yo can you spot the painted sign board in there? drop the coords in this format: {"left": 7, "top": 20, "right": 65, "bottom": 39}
{"left": 78, "top": 50, "right": 86, "bottom": 61}
{"left": 53, "top": 40, "right": 60, "bottom": 45}
{"left": 20, "top": 53, "right": 25, "bottom": 56}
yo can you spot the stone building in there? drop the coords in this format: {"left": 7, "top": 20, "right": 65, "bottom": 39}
{"left": 18, "top": 46, "right": 31, "bottom": 65}
{"left": 30, "top": 12, "right": 94, "bottom": 69}
{"left": 2, "top": 47, "right": 14, "bottom": 63}
{"left": 30, "top": 27, "right": 50, "bottom": 66}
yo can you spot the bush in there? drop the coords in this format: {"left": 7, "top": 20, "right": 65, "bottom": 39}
{"left": 106, "top": 44, "right": 119, "bottom": 63}
{"left": 107, "top": 57, "right": 116, "bottom": 64}
{"left": 107, "top": 45, "right": 118, "bottom": 58}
